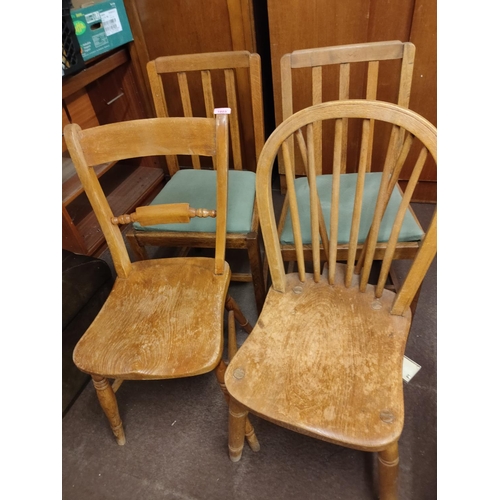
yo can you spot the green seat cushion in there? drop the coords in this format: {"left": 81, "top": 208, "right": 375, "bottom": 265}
{"left": 133, "top": 169, "right": 255, "bottom": 234}
{"left": 280, "top": 172, "right": 423, "bottom": 245}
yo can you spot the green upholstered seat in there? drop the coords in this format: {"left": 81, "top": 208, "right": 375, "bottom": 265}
{"left": 280, "top": 172, "right": 423, "bottom": 245}
{"left": 133, "top": 169, "right": 256, "bottom": 234}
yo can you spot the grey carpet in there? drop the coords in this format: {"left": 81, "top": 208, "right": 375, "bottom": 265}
{"left": 62, "top": 203, "right": 436, "bottom": 500}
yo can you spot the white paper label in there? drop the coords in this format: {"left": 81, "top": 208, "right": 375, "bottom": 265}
{"left": 101, "top": 8, "right": 123, "bottom": 36}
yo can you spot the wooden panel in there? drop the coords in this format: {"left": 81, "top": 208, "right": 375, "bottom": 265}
{"left": 86, "top": 60, "right": 163, "bottom": 171}
{"left": 125, "top": 0, "right": 257, "bottom": 169}
{"left": 267, "top": 0, "right": 436, "bottom": 201}
{"left": 64, "top": 89, "right": 100, "bottom": 130}
{"left": 130, "top": 0, "right": 255, "bottom": 60}
{"left": 408, "top": 0, "right": 437, "bottom": 201}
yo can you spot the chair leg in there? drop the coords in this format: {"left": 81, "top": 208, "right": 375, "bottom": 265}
{"left": 378, "top": 442, "right": 399, "bottom": 500}
{"left": 125, "top": 231, "right": 149, "bottom": 261}
{"left": 225, "top": 295, "right": 253, "bottom": 334}
{"left": 246, "top": 231, "right": 266, "bottom": 313}
{"left": 228, "top": 397, "right": 249, "bottom": 462}
{"left": 227, "top": 310, "right": 237, "bottom": 361}
{"left": 91, "top": 375, "right": 126, "bottom": 445}
{"left": 214, "top": 360, "right": 260, "bottom": 454}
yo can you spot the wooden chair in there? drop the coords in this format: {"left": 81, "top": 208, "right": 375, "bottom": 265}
{"left": 275, "top": 41, "right": 423, "bottom": 310}
{"left": 63, "top": 110, "right": 259, "bottom": 452}
{"left": 225, "top": 100, "right": 437, "bottom": 499}
{"left": 126, "top": 51, "right": 266, "bottom": 312}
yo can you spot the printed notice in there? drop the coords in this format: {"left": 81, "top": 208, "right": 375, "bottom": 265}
{"left": 100, "top": 8, "right": 123, "bottom": 36}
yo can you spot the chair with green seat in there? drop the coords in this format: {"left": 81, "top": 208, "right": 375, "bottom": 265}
{"left": 275, "top": 41, "right": 427, "bottom": 311}
{"left": 126, "top": 51, "right": 266, "bottom": 312}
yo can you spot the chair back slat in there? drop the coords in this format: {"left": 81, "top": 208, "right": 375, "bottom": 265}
{"left": 353, "top": 130, "right": 415, "bottom": 276}
{"left": 256, "top": 100, "right": 436, "bottom": 318}
{"left": 64, "top": 114, "right": 229, "bottom": 279}
{"left": 327, "top": 118, "right": 343, "bottom": 285}
{"left": 358, "top": 124, "right": 402, "bottom": 290}
{"left": 201, "top": 70, "right": 215, "bottom": 117}
{"left": 224, "top": 69, "right": 243, "bottom": 170}
{"left": 345, "top": 118, "right": 371, "bottom": 287}
{"left": 375, "top": 145, "right": 428, "bottom": 297}
{"left": 282, "top": 140, "right": 306, "bottom": 282}
{"left": 338, "top": 63, "right": 350, "bottom": 174}
{"left": 280, "top": 54, "right": 296, "bottom": 175}
{"left": 249, "top": 53, "right": 265, "bottom": 159}
{"left": 146, "top": 61, "right": 179, "bottom": 174}
{"left": 306, "top": 124, "right": 322, "bottom": 281}
{"left": 177, "top": 72, "right": 201, "bottom": 169}
{"left": 312, "top": 66, "right": 323, "bottom": 176}
{"left": 295, "top": 128, "right": 330, "bottom": 257}
{"left": 364, "top": 61, "right": 379, "bottom": 171}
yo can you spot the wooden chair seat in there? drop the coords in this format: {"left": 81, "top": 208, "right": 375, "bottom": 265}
{"left": 226, "top": 264, "right": 411, "bottom": 452}
{"left": 73, "top": 258, "right": 230, "bottom": 380}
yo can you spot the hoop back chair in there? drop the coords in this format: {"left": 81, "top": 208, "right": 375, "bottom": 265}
{"left": 126, "top": 51, "right": 266, "bottom": 312}
{"left": 225, "top": 100, "right": 437, "bottom": 499}
{"left": 63, "top": 110, "right": 259, "bottom": 451}
{"left": 276, "top": 41, "right": 424, "bottom": 309}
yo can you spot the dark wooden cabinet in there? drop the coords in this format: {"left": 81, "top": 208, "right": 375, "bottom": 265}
{"left": 62, "top": 48, "right": 165, "bottom": 256}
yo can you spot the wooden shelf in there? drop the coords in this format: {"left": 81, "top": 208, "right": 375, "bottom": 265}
{"left": 62, "top": 160, "right": 118, "bottom": 206}
{"left": 62, "top": 47, "right": 165, "bottom": 257}
{"left": 62, "top": 49, "right": 129, "bottom": 99}
{"left": 76, "top": 165, "right": 165, "bottom": 255}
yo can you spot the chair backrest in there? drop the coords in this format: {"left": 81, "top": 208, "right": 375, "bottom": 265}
{"left": 280, "top": 40, "right": 416, "bottom": 176}
{"left": 64, "top": 111, "right": 230, "bottom": 278}
{"left": 257, "top": 100, "right": 436, "bottom": 317}
{"left": 147, "top": 50, "right": 265, "bottom": 175}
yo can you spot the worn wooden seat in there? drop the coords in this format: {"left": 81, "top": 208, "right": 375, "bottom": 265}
{"left": 64, "top": 110, "right": 259, "bottom": 451}
{"left": 126, "top": 51, "right": 266, "bottom": 312}
{"left": 225, "top": 100, "right": 437, "bottom": 499}
{"left": 274, "top": 41, "right": 425, "bottom": 311}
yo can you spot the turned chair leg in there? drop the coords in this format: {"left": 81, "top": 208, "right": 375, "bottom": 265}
{"left": 378, "top": 442, "right": 399, "bottom": 500}
{"left": 225, "top": 295, "right": 253, "bottom": 334}
{"left": 91, "top": 375, "right": 126, "bottom": 445}
{"left": 214, "top": 360, "right": 260, "bottom": 454}
{"left": 228, "top": 397, "right": 249, "bottom": 462}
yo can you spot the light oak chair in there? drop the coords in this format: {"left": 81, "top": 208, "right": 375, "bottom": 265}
{"left": 126, "top": 51, "right": 266, "bottom": 312}
{"left": 64, "top": 110, "right": 259, "bottom": 451}
{"left": 225, "top": 100, "right": 437, "bottom": 499}
{"left": 275, "top": 41, "right": 424, "bottom": 311}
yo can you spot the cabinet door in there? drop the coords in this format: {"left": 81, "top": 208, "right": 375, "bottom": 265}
{"left": 267, "top": 0, "right": 436, "bottom": 202}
